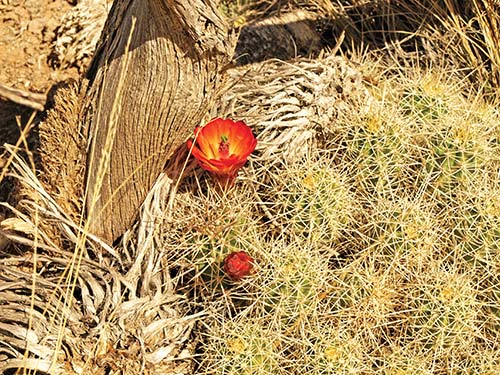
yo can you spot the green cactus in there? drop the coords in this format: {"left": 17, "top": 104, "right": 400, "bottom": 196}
{"left": 405, "top": 271, "right": 477, "bottom": 350}
{"left": 452, "top": 196, "right": 500, "bottom": 334}
{"left": 344, "top": 119, "right": 408, "bottom": 196}
{"left": 262, "top": 252, "right": 320, "bottom": 328}
{"left": 218, "top": 322, "right": 282, "bottom": 375}
{"left": 400, "top": 87, "right": 448, "bottom": 121}
{"left": 303, "top": 333, "right": 364, "bottom": 374}
{"left": 421, "top": 130, "right": 483, "bottom": 199}
{"left": 188, "top": 215, "right": 256, "bottom": 294}
{"left": 276, "top": 160, "right": 354, "bottom": 247}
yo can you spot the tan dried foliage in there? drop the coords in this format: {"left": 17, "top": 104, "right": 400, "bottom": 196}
{"left": 38, "top": 82, "right": 85, "bottom": 223}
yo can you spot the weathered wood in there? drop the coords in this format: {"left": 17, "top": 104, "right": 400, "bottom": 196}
{"left": 81, "top": 0, "right": 235, "bottom": 243}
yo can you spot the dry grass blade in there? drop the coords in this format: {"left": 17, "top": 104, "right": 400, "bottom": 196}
{"left": 50, "top": 0, "right": 110, "bottom": 72}
{"left": 0, "top": 83, "right": 46, "bottom": 111}
{"left": 1, "top": 143, "right": 200, "bottom": 374}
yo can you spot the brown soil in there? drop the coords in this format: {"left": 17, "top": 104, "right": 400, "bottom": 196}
{"left": 0, "top": 0, "right": 80, "bottom": 203}
{"left": 0, "top": 0, "right": 81, "bottom": 141}
{"left": 0, "top": 0, "right": 77, "bottom": 90}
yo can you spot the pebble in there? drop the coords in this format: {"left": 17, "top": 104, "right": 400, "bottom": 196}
{"left": 28, "top": 19, "right": 45, "bottom": 35}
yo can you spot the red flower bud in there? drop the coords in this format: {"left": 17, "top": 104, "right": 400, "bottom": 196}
{"left": 224, "top": 251, "right": 254, "bottom": 280}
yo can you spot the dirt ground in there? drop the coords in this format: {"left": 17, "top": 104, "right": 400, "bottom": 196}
{"left": 0, "top": 0, "right": 79, "bottom": 89}
{"left": 0, "top": 0, "right": 81, "bottom": 144}
{"left": 0, "top": 0, "right": 81, "bottom": 204}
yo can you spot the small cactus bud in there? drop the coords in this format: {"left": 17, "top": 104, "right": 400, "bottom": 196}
{"left": 224, "top": 251, "right": 254, "bottom": 280}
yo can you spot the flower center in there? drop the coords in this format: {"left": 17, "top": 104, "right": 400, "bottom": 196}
{"left": 218, "top": 135, "right": 230, "bottom": 157}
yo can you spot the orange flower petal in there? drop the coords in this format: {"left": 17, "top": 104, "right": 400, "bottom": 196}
{"left": 198, "top": 126, "right": 219, "bottom": 159}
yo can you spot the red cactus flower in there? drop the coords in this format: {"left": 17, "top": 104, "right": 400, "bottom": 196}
{"left": 224, "top": 251, "right": 254, "bottom": 280}
{"left": 186, "top": 118, "right": 257, "bottom": 186}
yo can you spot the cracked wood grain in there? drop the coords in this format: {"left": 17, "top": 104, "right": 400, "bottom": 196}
{"left": 80, "top": 0, "right": 235, "bottom": 244}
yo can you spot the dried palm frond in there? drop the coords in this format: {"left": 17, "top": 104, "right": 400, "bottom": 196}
{"left": 214, "top": 54, "right": 374, "bottom": 164}
{"left": 0, "top": 145, "right": 198, "bottom": 374}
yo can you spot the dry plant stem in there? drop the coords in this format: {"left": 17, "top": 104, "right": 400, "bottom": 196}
{"left": 85, "top": 18, "right": 136, "bottom": 236}
{"left": 0, "top": 110, "right": 37, "bottom": 186}
{"left": 24, "top": 205, "right": 40, "bottom": 371}
{"left": 0, "top": 83, "right": 46, "bottom": 111}
{"left": 2, "top": 146, "right": 119, "bottom": 259}
{"left": 37, "top": 82, "right": 86, "bottom": 225}
{"left": 41, "top": 20, "right": 138, "bottom": 373}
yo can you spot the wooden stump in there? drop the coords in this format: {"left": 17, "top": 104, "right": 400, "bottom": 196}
{"left": 80, "top": 0, "right": 235, "bottom": 243}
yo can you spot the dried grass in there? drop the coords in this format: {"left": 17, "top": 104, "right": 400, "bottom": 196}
{"left": 223, "top": 0, "right": 500, "bottom": 97}
{"left": 50, "top": 0, "right": 110, "bottom": 72}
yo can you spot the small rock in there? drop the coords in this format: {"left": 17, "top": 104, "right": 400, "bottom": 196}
{"left": 28, "top": 18, "right": 45, "bottom": 35}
